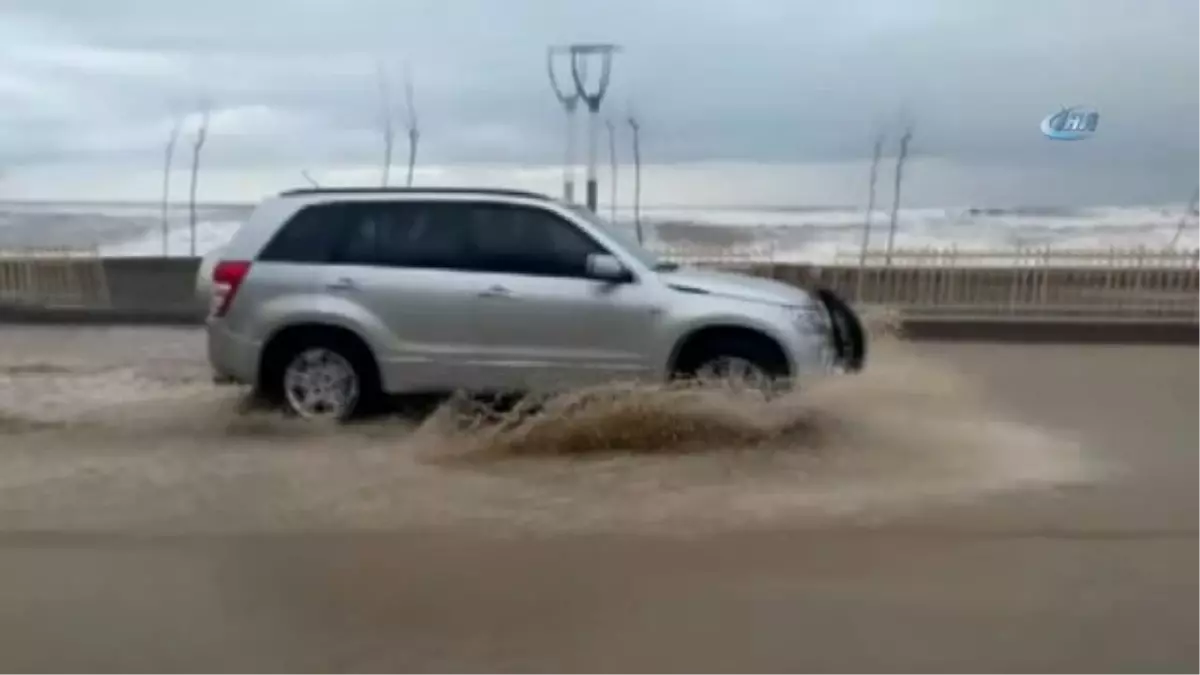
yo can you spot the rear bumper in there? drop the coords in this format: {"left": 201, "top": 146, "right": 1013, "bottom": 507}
{"left": 206, "top": 321, "right": 262, "bottom": 386}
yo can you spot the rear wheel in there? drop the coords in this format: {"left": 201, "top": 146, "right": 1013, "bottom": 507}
{"left": 260, "top": 331, "right": 381, "bottom": 421}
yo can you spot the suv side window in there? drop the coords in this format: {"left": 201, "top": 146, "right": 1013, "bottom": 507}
{"left": 258, "top": 203, "right": 351, "bottom": 263}
{"left": 467, "top": 203, "right": 604, "bottom": 278}
{"left": 331, "top": 201, "right": 472, "bottom": 270}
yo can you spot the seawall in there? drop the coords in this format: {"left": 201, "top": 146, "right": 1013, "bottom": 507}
{"left": 0, "top": 256, "right": 1196, "bottom": 345}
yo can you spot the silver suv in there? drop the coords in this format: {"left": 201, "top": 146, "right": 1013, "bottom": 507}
{"left": 201, "top": 188, "right": 865, "bottom": 419}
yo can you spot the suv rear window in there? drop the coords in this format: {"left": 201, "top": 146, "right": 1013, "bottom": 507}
{"left": 257, "top": 203, "right": 352, "bottom": 263}
{"left": 333, "top": 202, "right": 471, "bottom": 269}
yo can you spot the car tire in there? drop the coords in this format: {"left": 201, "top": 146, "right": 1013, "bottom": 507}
{"left": 261, "top": 331, "right": 381, "bottom": 421}
{"left": 672, "top": 333, "right": 791, "bottom": 395}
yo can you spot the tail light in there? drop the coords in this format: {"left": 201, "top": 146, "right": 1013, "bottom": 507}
{"left": 210, "top": 260, "right": 252, "bottom": 318}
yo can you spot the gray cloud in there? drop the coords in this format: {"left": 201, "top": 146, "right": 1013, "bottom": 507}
{"left": 0, "top": 0, "right": 1196, "bottom": 204}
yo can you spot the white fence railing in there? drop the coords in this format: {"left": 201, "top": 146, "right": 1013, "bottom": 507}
{"left": 653, "top": 243, "right": 778, "bottom": 269}
{"left": 820, "top": 246, "right": 1199, "bottom": 320}
{"left": 0, "top": 247, "right": 112, "bottom": 308}
{"left": 834, "top": 245, "right": 1200, "bottom": 269}
{"left": 650, "top": 245, "right": 1199, "bottom": 320}
{"left": 0, "top": 245, "right": 1195, "bottom": 321}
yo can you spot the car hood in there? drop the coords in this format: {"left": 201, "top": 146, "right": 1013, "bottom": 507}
{"left": 661, "top": 267, "right": 814, "bottom": 306}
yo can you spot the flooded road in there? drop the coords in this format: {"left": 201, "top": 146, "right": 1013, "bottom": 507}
{"left": 0, "top": 327, "right": 1097, "bottom": 535}
{"left": 0, "top": 327, "right": 1194, "bottom": 671}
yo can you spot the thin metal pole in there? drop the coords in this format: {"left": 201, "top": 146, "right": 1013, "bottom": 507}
{"left": 160, "top": 117, "right": 181, "bottom": 258}
{"left": 406, "top": 128, "right": 418, "bottom": 188}
{"left": 1170, "top": 186, "right": 1199, "bottom": 247}
{"left": 564, "top": 103, "right": 577, "bottom": 202}
{"left": 885, "top": 128, "right": 912, "bottom": 266}
{"left": 548, "top": 48, "right": 582, "bottom": 203}
{"left": 585, "top": 107, "right": 599, "bottom": 212}
{"left": 606, "top": 119, "right": 618, "bottom": 223}
{"left": 188, "top": 148, "right": 201, "bottom": 257}
{"left": 404, "top": 63, "right": 419, "bottom": 187}
{"left": 856, "top": 135, "right": 884, "bottom": 302}
{"left": 188, "top": 105, "right": 210, "bottom": 259}
{"left": 160, "top": 150, "right": 172, "bottom": 258}
{"left": 376, "top": 60, "right": 394, "bottom": 188}
{"left": 633, "top": 115, "right": 643, "bottom": 243}
{"left": 569, "top": 45, "right": 616, "bottom": 213}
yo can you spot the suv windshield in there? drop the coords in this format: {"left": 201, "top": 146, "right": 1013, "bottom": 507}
{"left": 565, "top": 205, "right": 677, "bottom": 271}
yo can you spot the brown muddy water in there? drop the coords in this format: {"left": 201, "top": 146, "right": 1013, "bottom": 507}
{"left": 0, "top": 327, "right": 1096, "bottom": 536}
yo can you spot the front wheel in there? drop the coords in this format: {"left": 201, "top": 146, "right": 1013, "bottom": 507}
{"left": 673, "top": 333, "right": 791, "bottom": 396}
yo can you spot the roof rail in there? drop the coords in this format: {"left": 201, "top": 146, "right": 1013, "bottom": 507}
{"left": 277, "top": 187, "right": 552, "bottom": 200}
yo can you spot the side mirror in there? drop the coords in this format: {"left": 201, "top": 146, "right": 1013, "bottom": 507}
{"left": 585, "top": 253, "right": 633, "bottom": 283}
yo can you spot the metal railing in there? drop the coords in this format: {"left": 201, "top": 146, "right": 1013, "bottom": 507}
{"left": 0, "top": 247, "right": 112, "bottom": 308}
{"left": 822, "top": 246, "right": 1200, "bottom": 321}
{"left": 649, "top": 244, "right": 1199, "bottom": 321}
{"left": 834, "top": 245, "right": 1200, "bottom": 268}
{"left": 652, "top": 243, "right": 778, "bottom": 272}
{"left": 0, "top": 244, "right": 1194, "bottom": 322}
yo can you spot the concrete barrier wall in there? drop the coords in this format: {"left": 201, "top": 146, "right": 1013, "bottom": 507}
{"left": 1, "top": 256, "right": 1197, "bottom": 344}
{"left": 100, "top": 257, "right": 201, "bottom": 310}
{"left": 83, "top": 257, "right": 1200, "bottom": 314}
{"left": 0, "top": 256, "right": 204, "bottom": 324}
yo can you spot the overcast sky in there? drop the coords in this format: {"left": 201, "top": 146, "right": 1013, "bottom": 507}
{"left": 1, "top": 0, "right": 1196, "bottom": 206}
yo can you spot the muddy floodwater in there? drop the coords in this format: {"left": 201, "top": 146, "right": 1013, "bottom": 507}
{"left": 0, "top": 327, "right": 1195, "bottom": 672}
{"left": 0, "top": 326, "right": 1097, "bottom": 536}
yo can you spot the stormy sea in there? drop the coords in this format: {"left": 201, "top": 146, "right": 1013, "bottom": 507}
{"left": 0, "top": 200, "right": 1196, "bottom": 263}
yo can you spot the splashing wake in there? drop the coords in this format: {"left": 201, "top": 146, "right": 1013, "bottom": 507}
{"left": 0, "top": 328, "right": 1094, "bottom": 535}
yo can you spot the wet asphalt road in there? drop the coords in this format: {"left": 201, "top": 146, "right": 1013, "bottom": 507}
{"left": 0, "top": 330, "right": 1194, "bottom": 672}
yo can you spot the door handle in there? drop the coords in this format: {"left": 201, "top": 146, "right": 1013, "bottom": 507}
{"left": 326, "top": 277, "right": 358, "bottom": 292}
{"left": 478, "top": 284, "right": 515, "bottom": 299}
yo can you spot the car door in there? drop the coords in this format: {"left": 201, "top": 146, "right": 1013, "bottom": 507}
{"left": 463, "top": 201, "right": 662, "bottom": 390}
{"left": 319, "top": 201, "right": 490, "bottom": 392}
